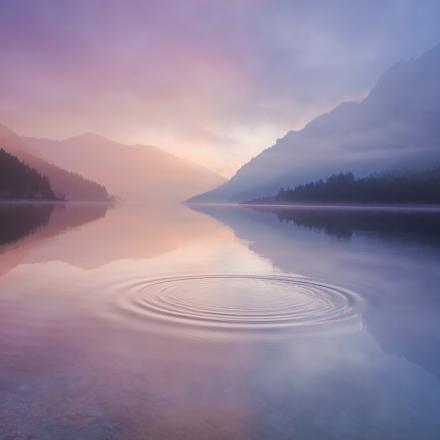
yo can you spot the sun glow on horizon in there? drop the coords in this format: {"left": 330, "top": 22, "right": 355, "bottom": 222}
{"left": 1, "top": 1, "right": 440, "bottom": 175}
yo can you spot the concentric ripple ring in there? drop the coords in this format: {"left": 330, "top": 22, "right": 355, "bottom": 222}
{"left": 111, "top": 274, "right": 364, "bottom": 332}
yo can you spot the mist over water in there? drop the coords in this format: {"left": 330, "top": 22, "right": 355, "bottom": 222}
{"left": 1, "top": 203, "right": 440, "bottom": 439}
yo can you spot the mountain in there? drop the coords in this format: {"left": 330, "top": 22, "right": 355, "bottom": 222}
{"left": 26, "top": 133, "right": 225, "bottom": 202}
{"left": 0, "top": 123, "right": 110, "bottom": 201}
{"left": 248, "top": 168, "right": 440, "bottom": 204}
{"left": 190, "top": 44, "right": 440, "bottom": 202}
{"left": 0, "top": 149, "right": 55, "bottom": 200}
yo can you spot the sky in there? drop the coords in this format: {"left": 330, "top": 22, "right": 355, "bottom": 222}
{"left": 1, "top": 0, "right": 440, "bottom": 176}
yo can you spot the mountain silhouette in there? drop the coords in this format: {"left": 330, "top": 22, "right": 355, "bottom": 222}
{"left": 0, "top": 149, "right": 55, "bottom": 200}
{"left": 250, "top": 168, "right": 440, "bottom": 204}
{"left": 0, "top": 123, "right": 110, "bottom": 201}
{"left": 191, "top": 44, "right": 440, "bottom": 202}
{"left": 26, "top": 133, "right": 225, "bottom": 202}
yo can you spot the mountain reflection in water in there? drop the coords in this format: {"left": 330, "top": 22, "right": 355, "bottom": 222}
{"left": 195, "top": 204, "right": 440, "bottom": 379}
{"left": 0, "top": 204, "right": 54, "bottom": 247}
{"left": 0, "top": 203, "right": 440, "bottom": 439}
{"left": 272, "top": 205, "right": 440, "bottom": 243}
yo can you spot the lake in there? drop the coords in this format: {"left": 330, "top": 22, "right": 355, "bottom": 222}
{"left": 1, "top": 202, "right": 440, "bottom": 439}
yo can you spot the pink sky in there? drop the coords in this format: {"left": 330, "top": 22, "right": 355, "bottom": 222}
{"left": 1, "top": 0, "right": 440, "bottom": 176}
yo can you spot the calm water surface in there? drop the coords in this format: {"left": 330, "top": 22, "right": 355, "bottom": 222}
{"left": 1, "top": 202, "right": 440, "bottom": 439}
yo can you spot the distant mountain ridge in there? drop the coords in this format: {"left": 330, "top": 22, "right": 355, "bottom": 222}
{"left": 26, "top": 133, "right": 225, "bottom": 202}
{"left": 0, "top": 123, "right": 110, "bottom": 201}
{"left": 190, "top": 44, "right": 440, "bottom": 202}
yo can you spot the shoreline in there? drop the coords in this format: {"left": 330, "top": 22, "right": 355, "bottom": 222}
{"left": 0, "top": 199, "right": 114, "bottom": 205}
{"left": 187, "top": 201, "right": 440, "bottom": 212}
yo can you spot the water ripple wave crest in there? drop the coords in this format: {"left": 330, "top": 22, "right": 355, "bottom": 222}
{"left": 109, "top": 274, "right": 365, "bottom": 333}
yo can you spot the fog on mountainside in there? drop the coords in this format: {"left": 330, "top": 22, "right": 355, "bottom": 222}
{"left": 26, "top": 133, "right": 225, "bottom": 203}
{"left": 190, "top": 44, "right": 440, "bottom": 203}
{"left": 0, "top": 123, "right": 110, "bottom": 201}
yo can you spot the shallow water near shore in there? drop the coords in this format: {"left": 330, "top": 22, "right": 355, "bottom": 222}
{"left": 1, "top": 202, "right": 440, "bottom": 439}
